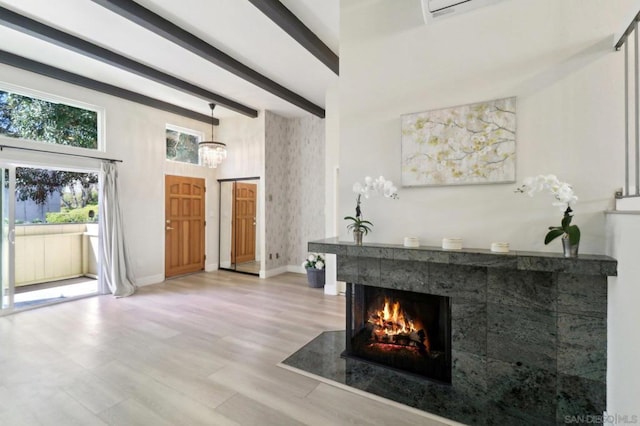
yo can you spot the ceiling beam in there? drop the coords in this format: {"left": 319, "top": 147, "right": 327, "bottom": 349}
{"left": 90, "top": 0, "right": 326, "bottom": 118}
{"left": 0, "top": 6, "right": 258, "bottom": 118}
{"left": 248, "top": 0, "right": 339, "bottom": 75}
{"left": 0, "top": 50, "right": 217, "bottom": 125}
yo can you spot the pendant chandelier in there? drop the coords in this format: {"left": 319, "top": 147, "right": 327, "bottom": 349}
{"left": 199, "top": 103, "right": 227, "bottom": 168}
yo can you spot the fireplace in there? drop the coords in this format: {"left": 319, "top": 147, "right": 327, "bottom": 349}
{"left": 299, "top": 239, "right": 616, "bottom": 424}
{"left": 345, "top": 284, "right": 452, "bottom": 383}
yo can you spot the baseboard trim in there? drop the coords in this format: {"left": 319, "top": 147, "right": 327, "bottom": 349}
{"left": 260, "top": 265, "right": 288, "bottom": 279}
{"left": 135, "top": 274, "right": 165, "bottom": 287}
{"left": 205, "top": 262, "right": 218, "bottom": 272}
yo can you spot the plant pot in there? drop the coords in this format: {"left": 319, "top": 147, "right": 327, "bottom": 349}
{"left": 353, "top": 229, "right": 364, "bottom": 245}
{"left": 305, "top": 268, "right": 325, "bottom": 288}
{"left": 562, "top": 237, "right": 579, "bottom": 258}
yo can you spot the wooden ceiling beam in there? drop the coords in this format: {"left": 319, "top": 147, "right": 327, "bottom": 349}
{"left": 248, "top": 0, "right": 338, "bottom": 75}
{"left": 0, "top": 50, "right": 217, "bottom": 125}
{"left": 91, "top": 0, "right": 326, "bottom": 118}
{"left": 0, "top": 6, "right": 258, "bottom": 118}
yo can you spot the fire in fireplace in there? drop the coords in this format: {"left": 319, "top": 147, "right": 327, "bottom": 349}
{"left": 368, "top": 297, "right": 430, "bottom": 353}
{"left": 345, "top": 285, "right": 452, "bottom": 383}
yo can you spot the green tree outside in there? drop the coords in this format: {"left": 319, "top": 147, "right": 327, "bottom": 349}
{"left": 1, "top": 90, "right": 99, "bottom": 220}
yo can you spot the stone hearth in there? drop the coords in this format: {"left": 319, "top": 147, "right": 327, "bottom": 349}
{"left": 296, "top": 238, "right": 616, "bottom": 425}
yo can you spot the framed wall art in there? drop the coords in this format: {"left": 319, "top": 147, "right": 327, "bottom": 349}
{"left": 401, "top": 97, "right": 516, "bottom": 187}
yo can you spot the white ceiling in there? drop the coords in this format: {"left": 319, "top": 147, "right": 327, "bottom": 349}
{"left": 0, "top": 0, "right": 340, "bottom": 119}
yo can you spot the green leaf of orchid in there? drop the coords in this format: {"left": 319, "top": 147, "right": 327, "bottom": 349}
{"left": 567, "top": 225, "right": 580, "bottom": 245}
{"left": 544, "top": 228, "right": 565, "bottom": 245}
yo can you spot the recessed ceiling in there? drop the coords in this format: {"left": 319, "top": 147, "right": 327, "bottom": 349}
{"left": 0, "top": 0, "right": 339, "bottom": 119}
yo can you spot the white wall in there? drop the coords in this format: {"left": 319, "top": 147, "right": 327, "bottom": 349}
{"left": 324, "top": 81, "right": 342, "bottom": 294}
{"left": 338, "top": 0, "right": 640, "bottom": 418}
{"left": 338, "top": 0, "right": 636, "bottom": 255}
{"left": 216, "top": 114, "right": 265, "bottom": 180}
{"left": 0, "top": 63, "right": 217, "bottom": 285}
{"left": 606, "top": 213, "right": 640, "bottom": 419}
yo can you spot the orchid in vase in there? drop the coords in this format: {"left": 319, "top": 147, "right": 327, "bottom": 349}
{"left": 345, "top": 176, "right": 398, "bottom": 245}
{"left": 516, "top": 174, "right": 580, "bottom": 256}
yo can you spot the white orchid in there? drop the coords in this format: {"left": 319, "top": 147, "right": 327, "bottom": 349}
{"left": 516, "top": 174, "right": 581, "bottom": 247}
{"left": 352, "top": 175, "right": 399, "bottom": 200}
{"left": 517, "top": 174, "right": 577, "bottom": 211}
{"left": 347, "top": 176, "right": 399, "bottom": 242}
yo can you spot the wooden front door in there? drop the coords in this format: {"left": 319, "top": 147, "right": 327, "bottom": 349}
{"left": 233, "top": 182, "right": 257, "bottom": 264}
{"left": 165, "top": 175, "right": 205, "bottom": 277}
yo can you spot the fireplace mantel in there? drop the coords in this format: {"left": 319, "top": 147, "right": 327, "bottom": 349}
{"left": 309, "top": 237, "right": 617, "bottom": 277}
{"left": 307, "top": 237, "right": 617, "bottom": 425}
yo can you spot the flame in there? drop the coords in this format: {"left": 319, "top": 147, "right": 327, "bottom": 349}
{"left": 367, "top": 297, "right": 430, "bottom": 353}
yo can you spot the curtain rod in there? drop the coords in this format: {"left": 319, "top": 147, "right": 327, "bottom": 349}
{"left": 0, "top": 144, "right": 123, "bottom": 163}
{"left": 615, "top": 10, "right": 640, "bottom": 50}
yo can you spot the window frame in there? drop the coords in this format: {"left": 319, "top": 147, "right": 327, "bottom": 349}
{"left": 0, "top": 81, "right": 105, "bottom": 152}
{"left": 165, "top": 123, "right": 204, "bottom": 165}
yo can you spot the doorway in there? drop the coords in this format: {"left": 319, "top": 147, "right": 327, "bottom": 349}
{"left": 219, "top": 177, "right": 261, "bottom": 275}
{"left": 165, "top": 175, "right": 206, "bottom": 278}
{"left": 1, "top": 165, "right": 99, "bottom": 313}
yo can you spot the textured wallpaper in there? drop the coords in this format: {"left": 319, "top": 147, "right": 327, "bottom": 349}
{"left": 264, "top": 112, "right": 290, "bottom": 270}
{"left": 287, "top": 116, "right": 326, "bottom": 267}
{"left": 264, "top": 111, "right": 325, "bottom": 271}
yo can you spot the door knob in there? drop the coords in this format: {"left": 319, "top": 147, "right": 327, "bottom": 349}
{"left": 166, "top": 226, "right": 174, "bottom": 230}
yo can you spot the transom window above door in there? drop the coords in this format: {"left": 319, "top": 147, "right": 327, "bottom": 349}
{"left": 165, "top": 124, "right": 203, "bottom": 165}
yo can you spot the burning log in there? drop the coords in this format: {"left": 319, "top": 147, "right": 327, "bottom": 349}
{"left": 367, "top": 297, "right": 431, "bottom": 354}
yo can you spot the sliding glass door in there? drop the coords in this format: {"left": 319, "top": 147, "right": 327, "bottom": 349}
{"left": 1, "top": 163, "right": 100, "bottom": 314}
{"left": 1, "top": 167, "right": 16, "bottom": 311}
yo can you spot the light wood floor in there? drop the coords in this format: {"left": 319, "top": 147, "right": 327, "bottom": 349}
{"left": 0, "top": 271, "right": 451, "bottom": 425}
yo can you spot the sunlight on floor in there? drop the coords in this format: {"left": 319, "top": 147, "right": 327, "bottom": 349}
{"left": 12, "top": 278, "right": 98, "bottom": 308}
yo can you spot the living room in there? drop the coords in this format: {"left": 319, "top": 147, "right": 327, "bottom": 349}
{"left": 0, "top": 0, "right": 638, "bottom": 424}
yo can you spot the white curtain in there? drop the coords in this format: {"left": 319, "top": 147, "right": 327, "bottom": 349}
{"left": 99, "top": 161, "right": 136, "bottom": 297}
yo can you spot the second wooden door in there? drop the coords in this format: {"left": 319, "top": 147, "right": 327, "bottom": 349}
{"left": 233, "top": 182, "right": 257, "bottom": 264}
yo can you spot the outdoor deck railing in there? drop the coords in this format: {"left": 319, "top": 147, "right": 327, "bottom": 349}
{"left": 14, "top": 223, "right": 98, "bottom": 287}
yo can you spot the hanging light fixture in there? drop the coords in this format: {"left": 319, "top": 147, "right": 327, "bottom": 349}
{"left": 198, "top": 103, "right": 227, "bottom": 168}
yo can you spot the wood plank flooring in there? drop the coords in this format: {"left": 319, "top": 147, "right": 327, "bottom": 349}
{"left": 0, "top": 271, "right": 453, "bottom": 425}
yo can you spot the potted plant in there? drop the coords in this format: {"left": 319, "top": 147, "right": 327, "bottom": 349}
{"left": 346, "top": 176, "right": 398, "bottom": 245}
{"left": 516, "top": 174, "right": 580, "bottom": 257}
{"left": 343, "top": 216, "right": 373, "bottom": 245}
{"left": 544, "top": 206, "right": 580, "bottom": 257}
{"left": 302, "top": 253, "right": 325, "bottom": 288}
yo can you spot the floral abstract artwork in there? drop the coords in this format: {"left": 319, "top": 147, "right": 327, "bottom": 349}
{"left": 401, "top": 97, "right": 516, "bottom": 187}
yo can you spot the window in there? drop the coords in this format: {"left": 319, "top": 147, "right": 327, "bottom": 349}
{"left": 166, "top": 125, "right": 202, "bottom": 165}
{"left": 0, "top": 89, "right": 98, "bottom": 149}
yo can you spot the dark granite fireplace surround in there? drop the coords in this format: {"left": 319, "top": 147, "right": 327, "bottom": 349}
{"left": 292, "top": 239, "right": 617, "bottom": 425}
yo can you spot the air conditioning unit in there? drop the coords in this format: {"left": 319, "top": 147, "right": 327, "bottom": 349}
{"left": 421, "top": 0, "right": 506, "bottom": 23}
